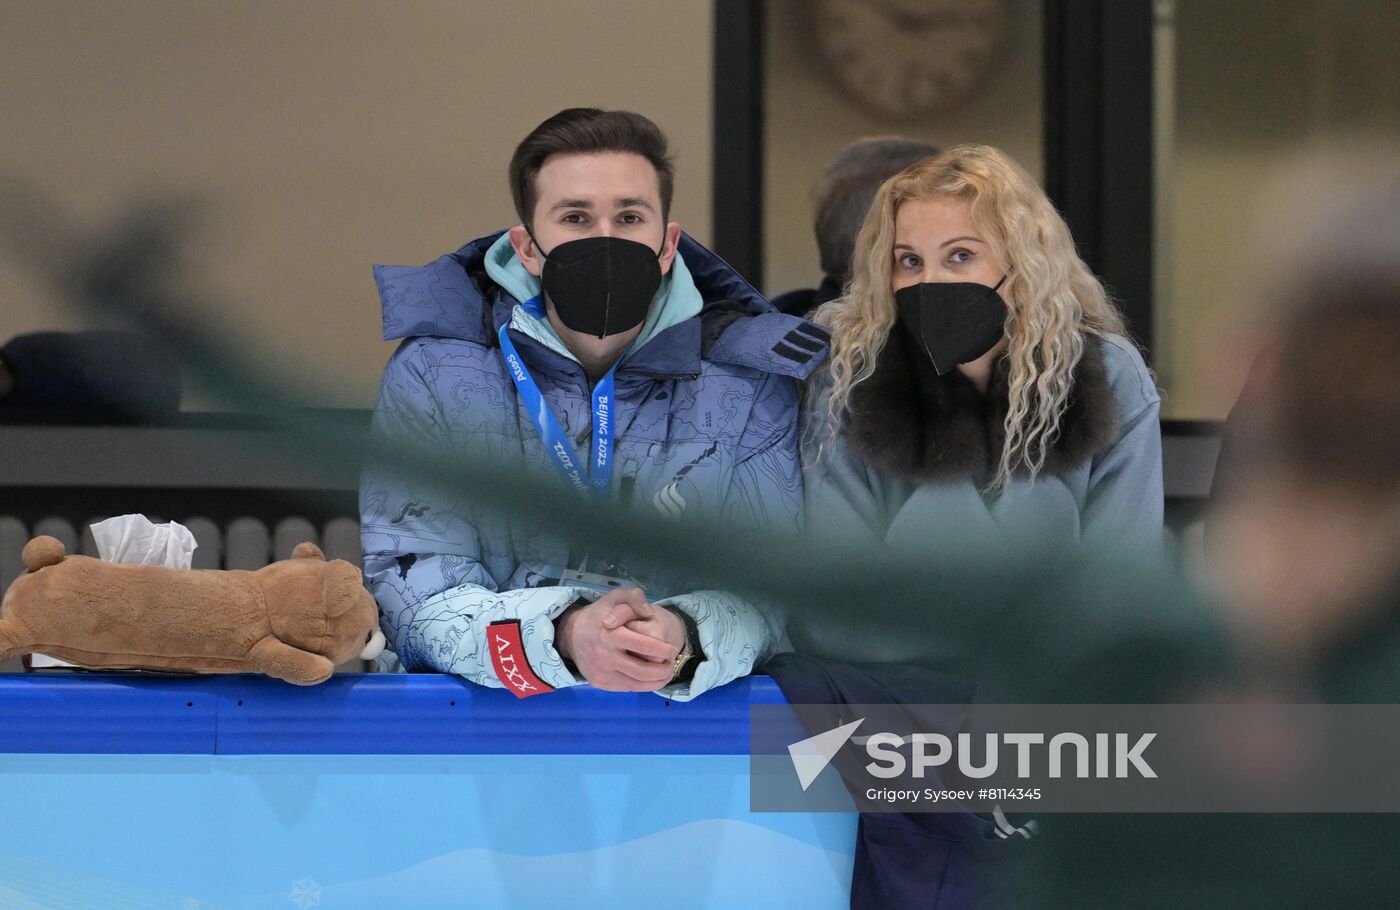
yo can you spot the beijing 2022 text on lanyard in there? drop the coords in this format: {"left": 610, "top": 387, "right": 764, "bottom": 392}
{"left": 497, "top": 295, "right": 619, "bottom": 498}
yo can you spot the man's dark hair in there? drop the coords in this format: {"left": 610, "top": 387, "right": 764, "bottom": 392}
{"left": 814, "top": 136, "right": 938, "bottom": 284}
{"left": 509, "top": 108, "right": 675, "bottom": 228}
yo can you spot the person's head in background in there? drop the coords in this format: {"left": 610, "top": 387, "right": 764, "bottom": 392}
{"left": 814, "top": 144, "right": 1127, "bottom": 492}
{"left": 1210, "top": 170, "right": 1400, "bottom": 670}
{"left": 771, "top": 136, "right": 937, "bottom": 317}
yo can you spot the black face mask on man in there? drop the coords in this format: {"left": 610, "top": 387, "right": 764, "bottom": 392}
{"left": 529, "top": 233, "right": 664, "bottom": 339}
{"left": 894, "top": 273, "right": 1009, "bottom": 376}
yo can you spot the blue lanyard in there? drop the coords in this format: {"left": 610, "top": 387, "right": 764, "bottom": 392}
{"left": 498, "top": 296, "right": 618, "bottom": 497}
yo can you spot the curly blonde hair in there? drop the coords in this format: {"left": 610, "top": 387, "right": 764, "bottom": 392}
{"left": 812, "top": 144, "right": 1128, "bottom": 491}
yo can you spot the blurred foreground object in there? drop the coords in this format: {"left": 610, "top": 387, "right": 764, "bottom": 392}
{"left": 1209, "top": 165, "right": 1400, "bottom": 676}
{"left": 1025, "top": 158, "right": 1400, "bottom": 910}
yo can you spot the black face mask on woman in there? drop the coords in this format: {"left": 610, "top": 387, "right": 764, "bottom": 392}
{"left": 530, "top": 233, "right": 664, "bottom": 338}
{"left": 894, "top": 273, "right": 1009, "bottom": 376}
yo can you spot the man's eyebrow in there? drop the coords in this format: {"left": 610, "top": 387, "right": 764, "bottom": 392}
{"left": 615, "top": 197, "right": 655, "bottom": 211}
{"left": 939, "top": 235, "right": 983, "bottom": 248}
{"left": 550, "top": 198, "right": 594, "bottom": 211}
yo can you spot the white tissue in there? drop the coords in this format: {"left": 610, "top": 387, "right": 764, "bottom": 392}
{"left": 90, "top": 514, "right": 197, "bottom": 569}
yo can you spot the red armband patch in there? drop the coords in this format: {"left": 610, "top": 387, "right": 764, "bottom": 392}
{"left": 487, "top": 620, "right": 555, "bottom": 698}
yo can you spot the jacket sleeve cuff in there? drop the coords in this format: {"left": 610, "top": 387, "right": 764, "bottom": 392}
{"left": 428, "top": 584, "right": 595, "bottom": 694}
{"left": 648, "top": 590, "right": 779, "bottom": 701}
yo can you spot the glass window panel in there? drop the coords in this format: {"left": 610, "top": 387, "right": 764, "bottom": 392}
{"left": 762, "top": 0, "right": 1043, "bottom": 300}
{"left": 1156, "top": 0, "right": 1400, "bottom": 419}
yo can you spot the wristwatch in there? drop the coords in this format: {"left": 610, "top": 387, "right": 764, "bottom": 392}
{"left": 666, "top": 607, "right": 703, "bottom": 684}
{"left": 671, "top": 639, "right": 693, "bottom": 681}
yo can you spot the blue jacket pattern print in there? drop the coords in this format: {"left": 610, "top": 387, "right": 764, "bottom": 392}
{"left": 361, "top": 231, "right": 828, "bottom": 700}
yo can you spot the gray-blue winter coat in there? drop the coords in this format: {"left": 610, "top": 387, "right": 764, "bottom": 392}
{"left": 361, "top": 232, "right": 828, "bottom": 699}
{"left": 802, "top": 334, "right": 1163, "bottom": 555}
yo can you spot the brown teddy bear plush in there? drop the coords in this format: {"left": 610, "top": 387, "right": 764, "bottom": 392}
{"left": 0, "top": 536, "right": 384, "bottom": 685}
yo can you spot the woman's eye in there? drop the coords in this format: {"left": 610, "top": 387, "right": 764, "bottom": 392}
{"left": 948, "top": 248, "right": 975, "bottom": 264}
{"left": 897, "top": 253, "right": 921, "bottom": 270}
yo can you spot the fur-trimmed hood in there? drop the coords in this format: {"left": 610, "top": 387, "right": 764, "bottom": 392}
{"left": 846, "top": 330, "right": 1121, "bottom": 484}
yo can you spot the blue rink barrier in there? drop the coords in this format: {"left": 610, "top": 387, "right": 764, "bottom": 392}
{"left": 0, "top": 673, "right": 856, "bottom": 909}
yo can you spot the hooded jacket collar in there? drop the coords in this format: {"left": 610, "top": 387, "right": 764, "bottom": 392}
{"left": 846, "top": 329, "right": 1119, "bottom": 484}
{"left": 373, "top": 231, "right": 827, "bottom": 380}
{"left": 482, "top": 232, "right": 703, "bottom": 365}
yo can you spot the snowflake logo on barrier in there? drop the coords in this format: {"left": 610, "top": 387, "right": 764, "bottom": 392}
{"left": 289, "top": 877, "right": 322, "bottom": 908}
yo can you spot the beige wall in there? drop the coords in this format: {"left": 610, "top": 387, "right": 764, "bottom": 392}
{"left": 0, "top": 0, "right": 714, "bottom": 408}
{"left": 761, "top": 0, "right": 1043, "bottom": 298}
{"left": 12, "top": 0, "right": 1394, "bottom": 422}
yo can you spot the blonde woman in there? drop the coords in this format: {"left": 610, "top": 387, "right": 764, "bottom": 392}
{"left": 804, "top": 144, "right": 1162, "bottom": 553}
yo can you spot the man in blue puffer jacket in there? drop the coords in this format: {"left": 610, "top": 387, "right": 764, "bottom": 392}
{"left": 361, "top": 108, "right": 828, "bottom": 701}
